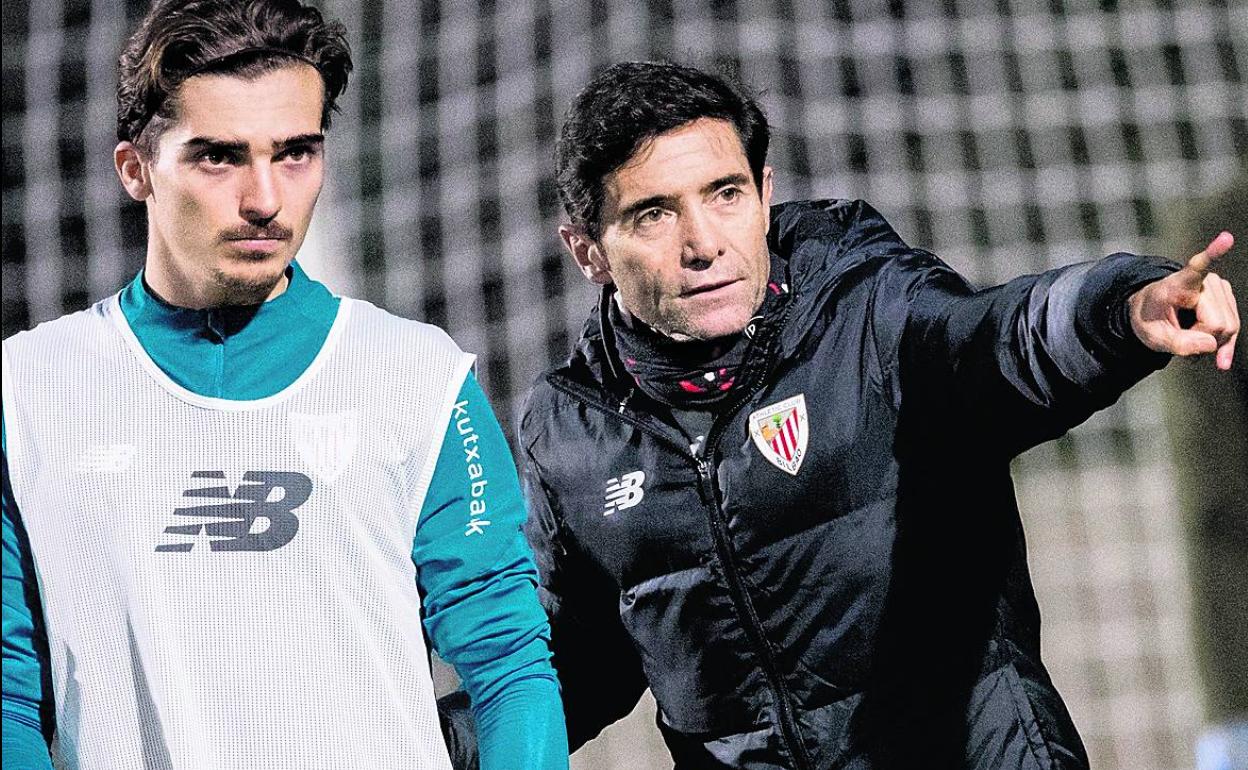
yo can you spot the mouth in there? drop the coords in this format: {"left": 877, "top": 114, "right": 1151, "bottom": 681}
{"left": 681, "top": 278, "right": 740, "bottom": 298}
{"left": 224, "top": 237, "right": 287, "bottom": 255}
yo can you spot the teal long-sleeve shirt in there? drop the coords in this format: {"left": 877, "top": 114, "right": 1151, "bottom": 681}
{"left": 1, "top": 263, "right": 567, "bottom": 769}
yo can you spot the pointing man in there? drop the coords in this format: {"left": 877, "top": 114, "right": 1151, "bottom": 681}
{"left": 445, "top": 60, "right": 1238, "bottom": 769}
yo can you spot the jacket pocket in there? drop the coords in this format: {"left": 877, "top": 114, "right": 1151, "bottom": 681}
{"left": 619, "top": 567, "right": 760, "bottom": 735}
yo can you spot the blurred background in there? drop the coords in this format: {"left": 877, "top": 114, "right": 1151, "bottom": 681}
{"left": 2, "top": 1, "right": 1245, "bottom": 768}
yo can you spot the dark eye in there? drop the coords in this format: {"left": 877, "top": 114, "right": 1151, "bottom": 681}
{"left": 281, "top": 146, "right": 315, "bottom": 163}
{"left": 719, "top": 186, "right": 742, "bottom": 202}
{"left": 637, "top": 208, "right": 664, "bottom": 226}
{"left": 198, "top": 149, "right": 235, "bottom": 167}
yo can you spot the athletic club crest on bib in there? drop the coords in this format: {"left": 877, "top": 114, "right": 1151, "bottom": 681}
{"left": 289, "top": 410, "right": 359, "bottom": 483}
{"left": 748, "top": 394, "right": 808, "bottom": 476}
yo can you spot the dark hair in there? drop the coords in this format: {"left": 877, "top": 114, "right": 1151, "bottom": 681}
{"left": 555, "top": 61, "right": 770, "bottom": 240}
{"left": 117, "top": 0, "right": 352, "bottom": 152}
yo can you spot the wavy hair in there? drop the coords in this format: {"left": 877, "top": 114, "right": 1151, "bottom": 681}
{"left": 117, "top": 0, "right": 352, "bottom": 153}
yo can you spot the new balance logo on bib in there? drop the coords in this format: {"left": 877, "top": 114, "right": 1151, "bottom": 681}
{"left": 156, "top": 470, "right": 312, "bottom": 552}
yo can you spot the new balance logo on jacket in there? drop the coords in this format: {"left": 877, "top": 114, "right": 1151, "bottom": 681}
{"left": 604, "top": 471, "right": 645, "bottom": 515}
{"left": 156, "top": 470, "right": 312, "bottom": 552}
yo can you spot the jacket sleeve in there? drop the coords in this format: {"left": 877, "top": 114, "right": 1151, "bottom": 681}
{"left": 414, "top": 373, "right": 567, "bottom": 770}
{"left": 882, "top": 248, "right": 1180, "bottom": 456}
{"left": 2, "top": 415, "right": 55, "bottom": 769}
{"left": 519, "top": 432, "right": 649, "bottom": 753}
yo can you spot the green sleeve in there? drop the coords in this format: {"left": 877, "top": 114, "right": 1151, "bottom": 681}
{"left": 414, "top": 373, "right": 568, "bottom": 770}
{"left": 2, "top": 414, "right": 56, "bottom": 769}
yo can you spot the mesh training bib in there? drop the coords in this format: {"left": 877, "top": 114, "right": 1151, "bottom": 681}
{"left": 2, "top": 295, "right": 473, "bottom": 770}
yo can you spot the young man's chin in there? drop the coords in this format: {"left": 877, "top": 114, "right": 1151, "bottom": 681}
{"left": 212, "top": 258, "right": 291, "bottom": 305}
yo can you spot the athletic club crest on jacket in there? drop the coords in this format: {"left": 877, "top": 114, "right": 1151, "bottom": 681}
{"left": 748, "top": 394, "right": 808, "bottom": 475}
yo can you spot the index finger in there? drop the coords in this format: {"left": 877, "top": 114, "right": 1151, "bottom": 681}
{"left": 1182, "top": 230, "right": 1235, "bottom": 283}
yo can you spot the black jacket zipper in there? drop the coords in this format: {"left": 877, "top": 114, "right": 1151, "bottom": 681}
{"left": 694, "top": 381, "right": 813, "bottom": 770}
{"left": 548, "top": 333, "right": 812, "bottom": 768}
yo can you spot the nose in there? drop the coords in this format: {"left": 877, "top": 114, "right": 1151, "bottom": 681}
{"left": 239, "top": 162, "right": 281, "bottom": 223}
{"left": 681, "top": 206, "right": 724, "bottom": 268}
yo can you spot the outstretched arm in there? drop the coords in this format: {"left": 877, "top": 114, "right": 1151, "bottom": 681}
{"left": 780, "top": 200, "right": 1229, "bottom": 453}
{"left": 892, "top": 245, "right": 1195, "bottom": 456}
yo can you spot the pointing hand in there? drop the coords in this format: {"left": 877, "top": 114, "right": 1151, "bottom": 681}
{"left": 1128, "top": 231, "right": 1240, "bottom": 370}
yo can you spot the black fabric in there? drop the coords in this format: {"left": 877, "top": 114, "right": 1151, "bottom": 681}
{"left": 609, "top": 253, "right": 791, "bottom": 408}
{"left": 437, "top": 690, "right": 480, "bottom": 770}
{"left": 1075, "top": 253, "right": 1180, "bottom": 370}
{"left": 500, "top": 199, "right": 1178, "bottom": 770}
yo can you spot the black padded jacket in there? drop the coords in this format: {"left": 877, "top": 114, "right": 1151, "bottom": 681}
{"left": 462, "top": 199, "right": 1179, "bottom": 770}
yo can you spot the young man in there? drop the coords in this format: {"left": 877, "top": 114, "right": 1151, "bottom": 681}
{"left": 446, "top": 61, "right": 1239, "bottom": 769}
{"left": 0, "top": 2, "right": 566, "bottom": 768}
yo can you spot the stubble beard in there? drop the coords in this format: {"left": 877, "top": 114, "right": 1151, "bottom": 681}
{"left": 673, "top": 279, "right": 767, "bottom": 342}
{"left": 208, "top": 261, "right": 288, "bottom": 306}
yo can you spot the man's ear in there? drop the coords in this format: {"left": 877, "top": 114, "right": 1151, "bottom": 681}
{"left": 761, "top": 165, "right": 774, "bottom": 235}
{"left": 115, "top": 141, "right": 152, "bottom": 201}
{"left": 559, "top": 224, "right": 613, "bottom": 285}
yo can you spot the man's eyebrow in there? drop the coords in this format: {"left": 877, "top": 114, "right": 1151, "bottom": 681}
{"left": 275, "top": 133, "right": 325, "bottom": 150}
{"left": 617, "top": 194, "right": 677, "bottom": 223}
{"left": 181, "top": 137, "right": 248, "bottom": 154}
{"left": 616, "top": 173, "right": 754, "bottom": 222}
{"left": 178, "top": 134, "right": 325, "bottom": 155}
{"left": 701, "top": 173, "right": 752, "bottom": 195}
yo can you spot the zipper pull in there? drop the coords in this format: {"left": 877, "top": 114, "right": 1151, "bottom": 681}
{"left": 618, "top": 389, "right": 633, "bottom": 413}
{"left": 694, "top": 458, "right": 713, "bottom": 504}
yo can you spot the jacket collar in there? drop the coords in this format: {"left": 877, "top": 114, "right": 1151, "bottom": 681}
{"left": 117, "top": 260, "right": 340, "bottom": 399}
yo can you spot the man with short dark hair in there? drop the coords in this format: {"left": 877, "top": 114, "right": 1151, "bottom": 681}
{"left": 0, "top": 2, "right": 567, "bottom": 768}
{"left": 449, "top": 60, "right": 1239, "bottom": 769}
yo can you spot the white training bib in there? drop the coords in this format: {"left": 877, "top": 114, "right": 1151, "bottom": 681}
{"left": 2, "top": 295, "right": 473, "bottom": 770}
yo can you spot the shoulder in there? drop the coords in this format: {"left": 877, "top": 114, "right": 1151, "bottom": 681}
{"left": 338, "top": 298, "right": 466, "bottom": 358}
{"left": 769, "top": 199, "right": 966, "bottom": 296}
{"left": 517, "top": 359, "right": 618, "bottom": 463}
{"left": 3, "top": 298, "right": 117, "bottom": 368}
{"left": 769, "top": 199, "right": 895, "bottom": 258}
{"left": 517, "top": 376, "right": 567, "bottom": 452}
{"left": 770, "top": 199, "right": 908, "bottom": 288}
{"left": 327, "top": 300, "right": 475, "bottom": 408}
{"left": 3, "top": 301, "right": 118, "bottom": 442}
{"left": 773, "top": 202, "right": 974, "bottom": 375}
{"left": 517, "top": 325, "right": 620, "bottom": 452}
